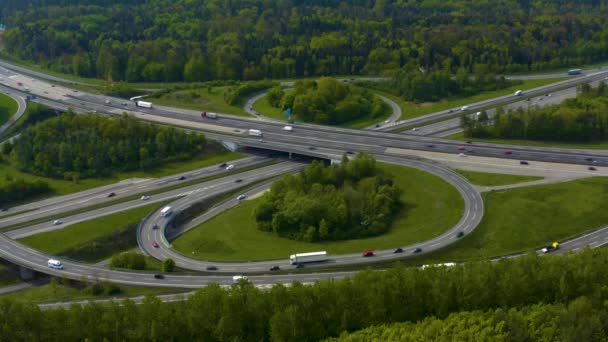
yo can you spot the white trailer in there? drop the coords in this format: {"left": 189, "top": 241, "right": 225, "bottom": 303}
{"left": 206, "top": 112, "right": 218, "bottom": 119}
{"left": 136, "top": 101, "right": 153, "bottom": 108}
{"left": 248, "top": 129, "right": 263, "bottom": 137}
{"left": 289, "top": 251, "right": 328, "bottom": 265}
{"left": 160, "top": 206, "right": 172, "bottom": 217}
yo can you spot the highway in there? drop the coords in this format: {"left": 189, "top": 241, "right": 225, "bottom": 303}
{"left": 139, "top": 155, "right": 483, "bottom": 272}
{"left": 0, "top": 58, "right": 606, "bottom": 290}
{"left": 0, "top": 87, "right": 26, "bottom": 135}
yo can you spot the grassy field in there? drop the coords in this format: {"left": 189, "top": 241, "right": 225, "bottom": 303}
{"left": 374, "top": 78, "right": 568, "bottom": 123}
{"left": 410, "top": 177, "right": 608, "bottom": 263}
{"left": 150, "top": 86, "right": 248, "bottom": 116}
{"left": 0, "top": 93, "right": 18, "bottom": 126}
{"left": 455, "top": 170, "right": 543, "bottom": 187}
{"left": 0, "top": 281, "right": 188, "bottom": 303}
{"left": 0, "top": 141, "right": 244, "bottom": 198}
{"left": 251, "top": 89, "right": 392, "bottom": 128}
{"left": 18, "top": 202, "right": 163, "bottom": 256}
{"left": 172, "top": 162, "right": 464, "bottom": 261}
{"left": 447, "top": 131, "right": 608, "bottom": 150}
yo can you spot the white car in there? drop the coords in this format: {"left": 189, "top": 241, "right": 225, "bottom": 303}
{"left": 232, "top": 275, "right": 248, "bottom": 283}
{"left": 236, "top": 194, "right": 246, "bottom": 200}
{"left": 458, "top": 153, "right": 467, "bottom": 157}
{"left": 412, "top": 127, "right": 418, "bottom": 131}
{"left": 141, "top": 195, "right": 150, "bottom": 200}
{"left": 53, "top": 220, "right": 63, "bottom": 225}
{"left": 283, "top": 126, "right": 293, "bottom": 131}
{"left": 226, "top": 164, "right": 235, "bottom": 170}
{"left": 460, "top": 106, "right": 470, "bottom": 111}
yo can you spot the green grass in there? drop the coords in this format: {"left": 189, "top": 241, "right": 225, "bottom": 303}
{"left": 447, "top": 131, "right": 608, "bottom": 150}
{"left": 18, "top": 202, "right": 164, "bottom": 255}
{"left": 455, "top": 170, "right": 543, "bottom": 187}
{"left": 0, "top": 141, "right": 244, "bottom": 198}
{"left": 411, "top": 177, "right": 608, "bottom": 263}
{"left": 172, "top": 162, "right": 464, "bottom": 261}
{"left": 151, "top": 86, "right": 248, "bottom": 116}
{"left": 251, "top": 88, "right": 392, "bottom": 128}
{"left": 0, "top": 93, "right": 18, "bottom": 126}
{"left": 0, "top": 281, "right": 188, "bottom": 304}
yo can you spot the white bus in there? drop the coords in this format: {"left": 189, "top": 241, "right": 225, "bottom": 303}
{"left": 47, "top": 259, "right": 64, "bottom": 270}
{"left": 136, "top": 101, "right": 153, "bottom": 108}
{"left": 160, "top": 206, "right": 172, "bottom": 217}
{"left": 248, "top": 129, "right": 263, "bottom": 137}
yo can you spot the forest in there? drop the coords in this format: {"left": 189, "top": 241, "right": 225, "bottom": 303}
{"left": 2, "top": 248, "right": 608, "bottom": 340}
{"left": 4, "top": 112, "right": 206, "bottom": 179}
{"left": 2, "top": 0, "right": 608, "bottom": 82}
{"left": 255, "top": 154, "right": 400, "bottom": 241}
{"left": 0, "top": 178, "right": 51, "bottom": 207}
{"left": 270, "top": 78, "right": 389, "bottom": 124}
{"left": 464, "top": 81, "right": 608, "bottom": 142}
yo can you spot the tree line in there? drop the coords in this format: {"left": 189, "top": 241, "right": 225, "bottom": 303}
{"left": 0, "top": 177, "right": 51, "bottom": 207}
{"left": 4, "top": 112, "right": 206, "bottom": 179}
{"left": 3, "top": 0, "right": 608, "bottom": 82}
{"left": 360, "top": 67, "right": 521, "bottom": 103}
{"left": 3, "top": 247, "right": 608, "bottom": 340}
{"left": 269, "top": 78, "right": 389, "bottom": 124}
{"left": 255, "top": 153, "right": 401, "bottom": 242}
{"left": 464, "top": 82, "right": 608, "bottom": 142}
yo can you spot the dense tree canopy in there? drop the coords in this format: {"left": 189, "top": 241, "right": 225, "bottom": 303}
{"left": 360, "top": 67, "right": 521, "bottom": 102}
{"left": 464, "top": 81, "right": 608, "bottom": 142}
{"left": 277, "top": 78, "right": 390, "bottom": 124}
{"left": 255, "top": 153, "right": 401, "bottom": 242}
{"left": 0, "top": 177, "right": 51, "bottom": 207}
{"left": 3, "top": 248, "right": 608, "bottom": 340}
{"left": 3, "top": 0, "right": 608, "bottom": 81}
{"left": 11, "top": 112, "right": 206, "bottom": 179}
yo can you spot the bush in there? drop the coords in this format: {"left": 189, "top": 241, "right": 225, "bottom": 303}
{"left": 162, "top": 258, "right": 175, "bottom": 272}
{"left": 110, "top": 252, "right": 146, "bottom": 270}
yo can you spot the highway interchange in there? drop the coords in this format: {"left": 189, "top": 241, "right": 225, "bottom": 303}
{"left": 0, "top": 59, "right": 607, "bottom": 291}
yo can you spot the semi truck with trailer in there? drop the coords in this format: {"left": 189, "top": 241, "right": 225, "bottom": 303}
{"left": 136, "top": 101, "right": 153, "bottom": 108}
{"left": 201, "top": 112, "right": 218, "bottom": 119}
{"left": 289, "top": 251, "right": 328, "bottom": 265}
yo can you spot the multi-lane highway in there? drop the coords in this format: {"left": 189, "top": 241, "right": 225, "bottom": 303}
{"left": 139, "top": 155, "right": 483, "bottom": 272}
{"left": 0, "top": 58, "right": 606, "bottom": 290}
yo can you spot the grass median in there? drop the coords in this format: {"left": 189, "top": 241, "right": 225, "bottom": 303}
{"left": 447, "top": 131, "right": 608, "bottom": 150}
{"left": 455, "top": 170, "right": 543, "bottom": 187}
{"left": 172, "top": 162, "right": 464, "bottom": 262}
{"left": 406, "top": 177, "right": 608, "bottom": 264}
{"left": 1, "top": 159, "right": 278, "bottom": 232}
{"left": 0, "top": 93, "right": 19, "bottom": 126}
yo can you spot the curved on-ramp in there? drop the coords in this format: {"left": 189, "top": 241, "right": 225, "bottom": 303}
{"left": 139, "top": 155, "right": 484, "bottom": 273}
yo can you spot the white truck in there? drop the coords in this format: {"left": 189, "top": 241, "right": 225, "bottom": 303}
{"left": 289, "top": 251, "right": 328, "bottom": 265}
{"left": 47, "top": 259, "right": 64, "bottom": 270}
{"left": 160, "top": 206, "right": 172, "bottom": 217}
{"left": 248, "top": 129, "right": 263, "bottom": 137}
{"left": 514, "top": 90, "right": 523, "bottom": 96}
{"left": 136, "top": 101, "right": 153, "bottom": 108}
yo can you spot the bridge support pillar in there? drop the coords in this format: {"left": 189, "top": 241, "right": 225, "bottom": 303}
{"left": 288, "top": 152, "right": 292, "bottom": 159}
{"left": 19, "top": 266, "right": 34, "bottom": 281}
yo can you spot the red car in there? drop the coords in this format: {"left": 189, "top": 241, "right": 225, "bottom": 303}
{"left": 457, "top": 146, "right": 466, "bottom": 151}
{"left": 152, "top": 241, "right": 159, "bottom": 248}
{"left": 362, "top": 251, "right": 375, "bottom": 257}
{"left": 504, "top": 150, "right": 513, "bottom": 155}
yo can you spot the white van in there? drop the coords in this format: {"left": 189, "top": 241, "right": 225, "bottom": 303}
{"left": 283, "top": 126, "right": 293, "bottom": 131}
{"left": 514, "top": 90, "right": 523, "bottom": 96}
{"left": 47, "top": 259, "right": 64, "bottom": 270}
{"left": 233, "top": 275, "right": 248, "bottom": 283}
{"left": 160, "top": 206, "right": 172, "bottom": 217}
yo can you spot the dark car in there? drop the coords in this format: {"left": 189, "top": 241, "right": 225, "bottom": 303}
{"left": 589, "top": 166, "right": 597, "bottom": 171}
{"left": 220, "top": 162, "right": 227, "bottom": 168}
{"left": 457, "top": 231, "right": 465, "bottom": 238}
{"left": 394, "top": 247, "right": 404, "bottom": 254}
{"left": 152, "top": 224, "right": 159, "bottom": 230}
{"left": 585, "top": 158, "right": 594, "bottom": 162}
{"left": 0, "top": 208, "right": 7, "bottom": 212}
{"left": 413, "top": 248, "right": 422, "bottom": 254}
{"left": 308, "top": 146, "right": 316, "bottom": 150}
{"left": 178, "top": 176, "right": 186, "bottom": 180}
{"left": 269, "top": 265, "right": 280, "bottom": 271}
{"left": 362, "top": 251, "right": 375, "bottom": 257}
{"left": 154, "top": 274, "right": 164, "bottom": 279}
{"left": 346, "top": 151, "right": 355, "bottom": 155}
{"left": 427, "top": 144, "right": 435, "bottom": 148}
{"left": 466, "top": 140, "right": 472, "bottom": 144}
{"left": 504, "top": 150, "right": 513, "bottom": 155}
{"left": 206, "top": 266, "right": 218, "bottom": 271}
{"left": 234, "top": 179, "right": 243, "bottom": 183}
{"left": 107, "top": 192, "right": 116, "bottom": 197}
{"left": 520, "top": 161, "right": 529, "bottom": 165}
